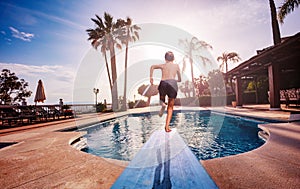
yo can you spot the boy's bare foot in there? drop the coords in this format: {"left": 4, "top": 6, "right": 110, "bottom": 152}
{"left": 165, "top": 128, "right": 172, "bottom": 132}
{"left": 159, "top": 103, "right": 166, "bottom": 117}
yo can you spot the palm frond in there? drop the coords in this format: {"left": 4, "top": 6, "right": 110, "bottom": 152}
{"left": 191, "top": 37, "right": 199, "bottom": 44}
{"left": 278, "top": 0, "right": 300, "bottom": 23}
{"left": 217, "top": 56, "right": 224, "bottom": 63}
{"left": 116, "top": 18, "right": 126, "bottom": 28}
{"left": 194, "top": 40, "right": 213, "bottom": 50}
{"left": 104, "top": 12, "right": 113, "bottom": 29}
{"left": 219, "top": 63, "right": 225, "bottom": 71}
{"left": 93, "top": 15, "right": 104, "bottom": 29}
{"left": 86, "top": 28, "right": 94, "bottom": 32}
{"left": 198, "top": 56, "right": 212, "bottom": 66}
{"left": 133, "top": 25, "right": 141, "bottom": 30}
{"left": 134, "top": 31, "right": 140, "bottom": 40}
{"left": 178, "top": 39, "right": 189, "bottom": 50}
{"left": 126, "top": 17, "right": 132, "bottom": 25}
{"left": 116, "top": 43, "right": 122, "bottom": 50}
{"left": 227, "top": 52, "right": 241, "bottom": 62}
{"left": 100, "top": 45, "right": 106, "bottom": 55}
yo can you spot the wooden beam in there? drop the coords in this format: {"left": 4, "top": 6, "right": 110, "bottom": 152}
{"left": 235, "top": 77, "right": 243, "bottom": 107}
{"left": 268, "top": 64, "right": 281, "bottom": 110}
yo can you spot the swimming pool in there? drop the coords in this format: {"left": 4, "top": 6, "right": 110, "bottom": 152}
{"left": 81, "top": 110, "right": 266, "bottom": 161}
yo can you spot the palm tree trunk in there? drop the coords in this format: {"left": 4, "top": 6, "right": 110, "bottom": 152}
{"left": 230, "top": 78, "right": 235, "bottom": 95}
{"left": 190, "top": 62, "right": 196, "bottom": 97}
{"left": 269, "top": 0, "right": 281, "bottom": 45}
{"left": 189, "top": 53, "right": 196, "bottom": 97}
{"left": 122, "top": 41, "right": 129, "bottom": 111}
{"left": 254, "top": 77, "right": 258, "bottom": 104}
{"left": 225, "top": 61, "right": 228, "bottom": 73}
{"left": 104, "top": 52, "right": 113, "bottom": 90}
{"left": 109, "top": 43, "right": 119, "bottom": 111}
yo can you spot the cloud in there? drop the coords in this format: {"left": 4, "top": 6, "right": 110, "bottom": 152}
{"left": 0, "top": 62, "right": 76, "bottom": 104}
{"left": 9, "top": 26, "right": 34, "bottom": 42}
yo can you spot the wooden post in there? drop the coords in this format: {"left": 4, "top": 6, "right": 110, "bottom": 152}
{"left": 235, "top": 76, "right": 243, "bottom": 107}
{"left": 268, "top": 64, "right": 281, "bottom": 110}
{"left": 254, "top": 77, "right": 259, "bottom": 104}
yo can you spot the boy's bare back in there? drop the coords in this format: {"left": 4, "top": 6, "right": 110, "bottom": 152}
{"left": 150, "top": 63, "right": 181, "bottom": 82}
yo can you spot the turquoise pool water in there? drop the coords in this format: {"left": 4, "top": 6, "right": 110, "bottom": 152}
{"left": 81, "top": 110, "right": 266, "bottom": 161}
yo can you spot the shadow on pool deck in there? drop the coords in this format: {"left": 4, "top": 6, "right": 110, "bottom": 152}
{"left": 202, "top": 121, "right": 300, "bottom": 189}
{"left": 0, "top": 105, "right": 299, "bottom": 188}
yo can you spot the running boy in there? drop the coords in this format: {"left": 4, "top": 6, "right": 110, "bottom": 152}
{"left": 150, "top": 51, "right": 181, "bottom": 132}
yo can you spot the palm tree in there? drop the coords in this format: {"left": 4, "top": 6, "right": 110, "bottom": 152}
{"left": 179, "top": 37, "right": 212, "bottom": 97}
{"left": 117, "top": 17, "right": 141, "bottom": 110}
{"left": 217, "top": 52, "right": 241, "bottom": 73}
{"left": 86, "top": 12, "right": 123, "bottom": 111}
{"left": 179, "top": 81, "right": 193, "bottom": 98}
{"left": 217, "top": 52, "right": 241, "bottom": 95}
{"left": 269, "top": 0, "right": 281, "bottom": 45}
{"left": 278, "top": 0, "right": 300, "bottom": 23}
{"left": 86, "top": 22, "right": 112, "bottom": 90}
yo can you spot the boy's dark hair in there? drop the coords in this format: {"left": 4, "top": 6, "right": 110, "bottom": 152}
{"left": 165, "top": 51, "right": 174, "bottom": 61}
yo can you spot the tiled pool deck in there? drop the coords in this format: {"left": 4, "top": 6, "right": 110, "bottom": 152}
{"left": 0, "top": 105, "right": 299, "bottom": 188}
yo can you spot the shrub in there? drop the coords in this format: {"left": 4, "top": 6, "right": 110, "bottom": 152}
{"left": 96, "top": 102, "right": 107, "bottom": 112}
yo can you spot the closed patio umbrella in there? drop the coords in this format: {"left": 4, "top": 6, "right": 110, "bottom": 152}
{"left": 34, "top": 79, "right": 46, "bottom": 104}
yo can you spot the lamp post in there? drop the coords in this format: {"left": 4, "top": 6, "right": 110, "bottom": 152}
{"left": 93, "top": 88, "right": 99, "bottom": 106}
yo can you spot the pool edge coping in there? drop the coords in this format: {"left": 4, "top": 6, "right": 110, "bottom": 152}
{"left": 0, "top": 106, "right": 299, "bottom": 188}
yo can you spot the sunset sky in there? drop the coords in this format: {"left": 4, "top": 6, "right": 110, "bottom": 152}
{"left": 1, "top": 0, "right": 299, "bottom": 104}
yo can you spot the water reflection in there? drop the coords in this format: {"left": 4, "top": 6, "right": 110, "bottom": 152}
{"left": 82, "top": 111, "right": 265, "bottom": 161}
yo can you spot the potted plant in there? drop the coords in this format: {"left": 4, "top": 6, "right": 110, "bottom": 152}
{"left": 232, "top": 100, "right": 237, "bottom": 108}
{"left": 228, "top": 93, "right": 236, "bottom": 108}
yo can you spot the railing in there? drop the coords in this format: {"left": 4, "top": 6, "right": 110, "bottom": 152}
{"left": 0, "top": 104, "right": 75, "bottom": 127}
{"left": 70, "top": 103, "right": 112, "bottom": 114}
{"left": 70, "top": 104, "right": 96, "bottom": 114}
{"left": 0, "top": 103, "right": 113, "bottom": 126}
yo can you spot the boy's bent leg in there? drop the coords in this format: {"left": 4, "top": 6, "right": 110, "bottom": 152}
{"left": 159, "top": 102, "right": 166, "bottom": 117}
{"left": 165, "top": 98, "right": 175, "bottom": 132}
{"left": 159, "top": 96, "right": 166, "bottom": 117}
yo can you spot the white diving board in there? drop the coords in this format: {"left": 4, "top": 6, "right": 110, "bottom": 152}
{"left": 112, "top": 129, "right": 218, "bottom": 189}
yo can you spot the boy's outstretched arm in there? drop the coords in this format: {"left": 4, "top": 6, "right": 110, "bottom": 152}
{"left": 177, "top": 65, "right": 182, "bottom": 82}
{"left": 150, "top": 65, "right": 162, "bottom": 85}
{"left": 150, "top": 65, "right": 155, "bottom": 85}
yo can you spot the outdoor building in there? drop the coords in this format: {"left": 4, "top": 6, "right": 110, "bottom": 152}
{"left": 226, "top": 32, "right": 300, "bottom": 110}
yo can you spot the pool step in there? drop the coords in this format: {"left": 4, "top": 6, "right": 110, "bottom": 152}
{"left": 112, "top": 129, "right": 218, "bottom": 189}
{"left": 258, "top": 130, "right": 269, "bottom": 141}
{"left": 71, "top": 137, "right": 87, "bottom": 150}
